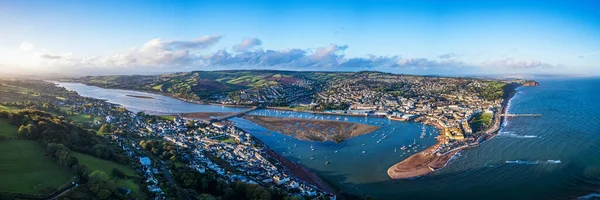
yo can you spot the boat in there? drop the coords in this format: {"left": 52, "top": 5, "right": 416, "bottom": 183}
{"left": 325, "top": 161, "right": 330, "bottom": 165}
{"left": 394, "top": 147, "right": 397, "bottom": 152}
{"left": 401, "top": 146, "right": 407, "bottom": 151}
{"left": 362, "top": 150, "right": 366, "bottom": 154}
{"left": 334, "top": 150, "right": 338, "bottom": 153}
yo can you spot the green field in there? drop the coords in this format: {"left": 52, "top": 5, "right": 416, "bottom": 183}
{"left": 471, "top": 111, "right": 494, "bottom": 132}
{"left": 159, "top": 115, "right": 176, "bottom": 121}
{"left": 69, "top": 114, "right": 101, "bottom": 124}
{"left": 217, "top": 137, "right": 235, "bottom": 144}
{"left": 72, "top": 152, "right": 136, "bottom": 177}
{"left": 0, "top": 119, "right": 18, "bottom": 138}
{"left": 73, "top": 152, "right": 142, "bottom": 198}
{"left": 0, "top": 140, "right": 72, "bottom": 194}
{"left": 0, "top": 105, "right": 20, "bottom": 111}
{"left": 115, "top": 179, "right": 142, "bottom": 198}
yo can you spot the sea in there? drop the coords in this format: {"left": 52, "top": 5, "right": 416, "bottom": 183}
{"left": 56, "top": 77, "right": 600, "bottom": 200}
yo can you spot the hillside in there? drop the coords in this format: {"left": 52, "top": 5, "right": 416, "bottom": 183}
{"left": 68, "top": 70, "right": 524, "bottom": 108}
{"left": 71, "top": 70, "right": 352, "bottom": 102}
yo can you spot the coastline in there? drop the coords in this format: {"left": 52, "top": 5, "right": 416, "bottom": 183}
{"left": 266, "top": 106, "right": 387, "bottom": 118}
{"left": 265, "top": 149, "right": 337, "bottom": 194}
{"left": 387, "top": 83, "right": 521, "bottom": 179}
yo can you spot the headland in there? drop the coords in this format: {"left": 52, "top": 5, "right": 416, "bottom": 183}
{"left": 387, "top": 82, "right": 528, "bottom": 179}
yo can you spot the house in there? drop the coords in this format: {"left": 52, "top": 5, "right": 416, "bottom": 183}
{"left": 117, "top": 187, "right": 131, "bottom": 196}
{"left": 273, "top": 175, "right": 290, "bottom": 185}
{"left": 140, "top": 157, "right": 151, "bottom": 166}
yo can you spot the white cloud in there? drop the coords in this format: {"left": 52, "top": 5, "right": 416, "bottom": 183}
{"left": 20, "top": 41, "right": 34, "bottom": 51}
{"left": 480, "top": 58, "right": 557, "bottom": 69}
{"left": 28, "top": 36, "right": 561, "bottom": 75}
{"left": 39, "top": 36, "right": 222, "bottom": 69}
{"left": 233, "top": 38, "right": 262, "bottom": 52}
{"left": 437, "top": 52, "right": 463, "bottom": 59}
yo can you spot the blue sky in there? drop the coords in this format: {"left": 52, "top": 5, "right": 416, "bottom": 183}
{"left": 1, "top": 0, "right": 599, "bottom": 76}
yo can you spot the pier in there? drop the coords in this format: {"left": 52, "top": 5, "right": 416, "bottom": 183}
{"left": 210, "top": 107, "right": 257, "bottom": 121}
{"left": 500, "top": 114, "right": 542, "bottom": 117}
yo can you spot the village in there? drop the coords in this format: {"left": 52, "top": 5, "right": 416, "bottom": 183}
{"left": 64, "top": 94, "right": 334, "bottom": 199}
{"left": 208, "top": 73, "right": 516, "bottom": 156}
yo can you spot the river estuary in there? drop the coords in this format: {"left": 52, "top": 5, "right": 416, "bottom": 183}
{"left": 56, "top": 78, "right": 600, "bottom": 200}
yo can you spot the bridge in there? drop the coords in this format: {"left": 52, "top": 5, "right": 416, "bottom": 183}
{"left": 210, "top": 107, "right": 258, "bottom": 121}
{"left": 500, "top": 114, "right": 542, "bottom": 117}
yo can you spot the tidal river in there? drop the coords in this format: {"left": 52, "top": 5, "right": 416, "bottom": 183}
{"left": 56, "top": 78, "right": 600, "bottom": 200}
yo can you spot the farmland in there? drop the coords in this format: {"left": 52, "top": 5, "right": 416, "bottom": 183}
{"left": 0, "top": 140, "right": 72, "bottom": 194}
{"left": 0, "top": 118, "right": 18, "bottom": 138}
{"left": 73, "top": 152, "right": 142, "bottom": 198}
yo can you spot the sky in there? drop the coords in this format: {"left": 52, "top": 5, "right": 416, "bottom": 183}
{"left": 0, "top": 0, "right": 599, "bottom": 76}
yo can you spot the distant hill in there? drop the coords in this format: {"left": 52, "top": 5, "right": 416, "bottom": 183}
{"left": 69, "top": 70, "right": 520, "bottom": 106}
{"left": 71, "top": 70, "right": 353, "bottom": 100}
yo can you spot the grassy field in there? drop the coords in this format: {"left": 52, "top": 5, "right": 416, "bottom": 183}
{"left": 69, "top": 114, "right": 101, "bottom": 124}
{"left": 72, "top": 152, "right": 136, "bottom": 177}
{"left": 73, "top": 152, "right": 142, "bottom": 198}
{"left": 0, "top": 118, "right": 18, "bottom": 138}
{"left": 217, "top": 137, "right": 235, "bottom": 144}
{"left": 159, "top": 115, "right": 176, "bottom": 121}
{"left": 115, "top": 179, "right": 142, "bottom": 198}
{"left": 0, "top": 140, "right": 72, "bottom": 194}
{"left": 471, "top": 111, "right": 493, "bottom": 132}
{"left": 0, "top": 105, "right": 20, "bottom": 111}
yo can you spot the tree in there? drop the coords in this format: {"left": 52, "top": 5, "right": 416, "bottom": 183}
{"left": 99, "top": 124, "right": 111, "bottom": 133}
{"left": 17, "top": 124, "right": 33, "bottom": 138}
{"left": 88, "top": 170, "right": 116, "bottom": 199}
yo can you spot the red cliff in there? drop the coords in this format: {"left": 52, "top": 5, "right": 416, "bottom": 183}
{"left": 523, "top": 81, "right": 540, "bottom": 87}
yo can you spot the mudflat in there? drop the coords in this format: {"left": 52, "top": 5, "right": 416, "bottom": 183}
{"left": 180, "top": 112, "right": 232, "bottom": 120}
{"left": 242, "top": 115, "right": 380, "bottom": 143}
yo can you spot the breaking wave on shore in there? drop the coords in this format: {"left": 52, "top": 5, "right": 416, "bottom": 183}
{"left": 497, "top": 131, "right": 538, "bottom": 138}
{"left": 505, "top": 160, "right": 561, "bottom": 165}
{"left": 578, "top": 191, "right": 600, "bottom": 200}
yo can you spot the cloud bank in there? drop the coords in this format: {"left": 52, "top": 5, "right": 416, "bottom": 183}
{"left": 31, "top": 35, "right": 559, "bottom": 75}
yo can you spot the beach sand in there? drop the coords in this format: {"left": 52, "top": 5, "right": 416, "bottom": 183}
{"left": 387, "top": 142, "right": 459, "bottom": 179}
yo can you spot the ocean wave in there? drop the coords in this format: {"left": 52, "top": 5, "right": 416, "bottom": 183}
{"left": 578, "top": 192, "right": 600, "bottom": 200}
{"left": 498, "top": 132, "right": 538, "bottom": 138}
{"left": 505, "top": 160, "right": 561, "bottom": 165}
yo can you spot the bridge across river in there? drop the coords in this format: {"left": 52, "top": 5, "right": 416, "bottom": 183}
{"left": 500, "top": 114, "right": 542, "bottom": 117}
{"left": 210, "top": 107, "right": 258, "bottom": 121}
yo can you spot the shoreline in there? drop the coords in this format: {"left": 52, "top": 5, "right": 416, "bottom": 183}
{"left": 266, "top": 106, "right": 388, "bottom": 118}
{"left": 265, "top": 149, "right": 337, "bottom": 194}
{"left": 387, "top": 83, "right": 521, "bottom": 179}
